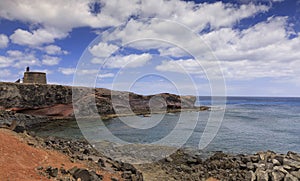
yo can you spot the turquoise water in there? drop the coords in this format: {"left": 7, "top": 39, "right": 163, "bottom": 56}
{"left": 34, "top": 97, "right": 300, "bottom": 154}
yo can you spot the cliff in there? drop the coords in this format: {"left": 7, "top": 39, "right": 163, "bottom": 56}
{"left": 0, "top": 82, "right": 200, "bottom": 126}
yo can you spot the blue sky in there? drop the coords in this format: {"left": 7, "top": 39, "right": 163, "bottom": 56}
{"left": 0, "top": 0, "right": 299, "bottom": 96}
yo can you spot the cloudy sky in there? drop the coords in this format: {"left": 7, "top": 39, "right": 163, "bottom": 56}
{"left": 0, "top": 0, "right": 299, "bottom": 96}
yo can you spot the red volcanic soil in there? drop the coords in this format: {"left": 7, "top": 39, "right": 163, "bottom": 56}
{"left": 0, "top": 129, "right": 122, "bottom": 181}
{"left": 17, "top": 104, "right": 74, "bottom": 117}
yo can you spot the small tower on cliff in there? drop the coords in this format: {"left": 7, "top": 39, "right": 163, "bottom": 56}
{"left": 23, "top": 67, "right": 47, "bottom": 84}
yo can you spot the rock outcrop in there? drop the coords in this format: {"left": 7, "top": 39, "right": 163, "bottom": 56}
{"left": 0, "top": 82, "right": 203, "bottom": 127}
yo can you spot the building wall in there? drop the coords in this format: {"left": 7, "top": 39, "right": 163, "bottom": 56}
{"left": 23, "top": 72, "right": 47, "bottom": 84}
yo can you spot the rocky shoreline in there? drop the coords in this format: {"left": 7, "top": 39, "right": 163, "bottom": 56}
{"left": 1, "top": 127, "right": 299, "bottom": 181}
{"left": 40, "top": 136, "right": 300, "bottom": 181}
{"left": 1, "top": 82, "right": 299, "bottom": 180}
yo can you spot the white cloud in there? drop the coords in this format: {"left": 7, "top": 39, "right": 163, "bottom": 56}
{"left": 0, "top": 56, "right": 14, "bottom": 68}
{"left": 158, "top": 47, "right": 189, "bottom": 58}
{"left": 89, "top": 42, "right": 119, "bottom": 58}
{"left": 1, "top": 0, "right": 269, "bottom": 48}
{"left": 10, "top": 28, "right": 67, "bottom": 47}
{"left": 42, "top": 55, "right": 60, "bottom": 66}
{"left": 98, "top": 73, "right": 114, "bottom": 79}
{"left": 139, "top": 1, "right": 268, "bottom": 31}
{"left": 156, "top": 59, "right": 203, "bottom": 74}
{"left": 1, "top": 50, "right": 41, "bottom": 68}
{"left": 0, "top": 0, "right": 119, "bottom": 30}
{"left": 58, "top": 67, "right": 99, "bottom": 75}
{"left": 0, "top": 34, "right": 9, "bottom": 48}
{"left": 58, "top": 67, "right": 76, "bottom": 75}
{"left": 43, "top": 45, "right": 68, "bottom": 55}
{"left": 7, "top": 50, "right": 23, "bottom": 57}
{"left": 92, "top": 53, "right": 152, "bottom": 68}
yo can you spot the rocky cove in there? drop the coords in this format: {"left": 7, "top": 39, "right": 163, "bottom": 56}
{"left": 0, "top": 82, "right": 300, "bottom": 180}
{"left": 1, "top": 128, "right": 300, "bottom": 181}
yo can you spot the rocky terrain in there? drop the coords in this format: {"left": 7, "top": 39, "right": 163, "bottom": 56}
{"left": 0, "top": 82, "right": 206, "bottom": 128}
{"left": 1, "top": 127, "right": 300, "bottom": 181}
{"left": 137, "top": 149, "right": 300, "bottom": 181}
{"left": 1, "top": 82, "right": 299, "bottom": 180}
{"left": 0, "top": 128, "right": 129, "bottom": 181}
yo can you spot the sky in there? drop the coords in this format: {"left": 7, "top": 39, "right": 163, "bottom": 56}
{"left": 0, "top": 0, "right": 300, "bottom": 96}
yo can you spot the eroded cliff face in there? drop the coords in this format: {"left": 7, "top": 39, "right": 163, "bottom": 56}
{"left": 0, "top": 82, "right": 197, "bottom": 120}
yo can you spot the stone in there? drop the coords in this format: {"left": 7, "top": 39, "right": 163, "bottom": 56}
{"left": 254, "top": 163, "right": 266, "bottom": 169}
{"left": 256, "top": 169, "right": 269, "bottom": 181}
{"left": 36, "top": 166, "right": 43, "bottom": 170}
{"left": 251, "top": 155, "right": 260, "bottom": 163}
{"left": 287, "top": 152, "right": 300, "bottom": 162}
{"left": 68, "top": 166, "right": 79, "bottom": 175}
{"left": 13, "top": 125, "right": 25, "bottom": 133}
{"left": 283, "top": 165, "right": 293, "bottom": 171}
{"left": 241, "top": 156, "right": 251, "bottom": 163}
{"left": 266, "top": 163, "right": 274, "bottom": 170}
{"left": 210, "top": 151, "right": 227, "bottom": 160}
{"left": 284, "top": 173, "right": 298, "bottom": 181}
{"left": 121, "top": 171, "right": 132, "bottom": 179}
{"left": 245, "top": 171, "right": 256, "bottom": 181}
{"left": 45, "top": 167, "right": 58, "bottom": 177}
{"left": 73, "top": 168, "right": 91, "bottom": 181}
{"left": 275, "top": 155, "right": 285, "bottom": 165}
{"left": 258, "top": 152, "right": 267, "bottom": 161}
{"left": 272, "top": 159, "right": 281, "bottom": 166}
{"left": 121, "top": 162, "right": 136, "bottom": 174}
{"left": 111, "top": 177, "right": 119, "bottom": 181}
{"left": 98, "top": 158, "right": 105, "bottom": 167}
{"left": 283, "top": 158, "right": 300, "bottom": 169}
{"left": 270, "top": 171, "right": 285, "bottom": 181}
{"left": 273, "top": 166, "right": 288, "bottom": 174}
{"left": 246, "top": 162, "right": 255, "bottom": 170}
{"left": 240, "top": 163, "right": 247, "bottom": 169}
{"left": 60, "top": 167, "right": 68, "bottom": 175}
{"left": 89, "top": 171, "right": 103, "bottom": 181}
{"left": 165, "top": 157, "right": 173, "bottom": 162}
{"left": 290, "top": 170, "right": 300, "bottom": 179}
{"left": 187, "top": 157, "right": 198, "bottom": 164}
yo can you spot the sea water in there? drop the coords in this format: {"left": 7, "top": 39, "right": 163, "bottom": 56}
{"left": 34, "top": 97, "right": 300, "bottom": 154}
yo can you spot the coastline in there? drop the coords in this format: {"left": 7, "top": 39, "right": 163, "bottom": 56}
{"left": 1, "top": 128, "right": 299, "bottom": 181}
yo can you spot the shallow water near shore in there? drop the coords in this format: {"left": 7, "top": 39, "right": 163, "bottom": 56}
{"left": 33, "top": 96, "right": 300, "bottom": 154}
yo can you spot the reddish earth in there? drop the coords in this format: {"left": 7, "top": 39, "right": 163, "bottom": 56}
{"left": 16, "top": 104, "right": 74, "bottom": 117}
{"left": 0, "top": 129, "right": 122, "bottom": 181}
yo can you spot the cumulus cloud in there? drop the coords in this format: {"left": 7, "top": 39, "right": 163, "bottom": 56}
{"left": 42, "top": 55, "right": 61, "bottom": 66}
{"left": 1, "top": 50, "right": 41, "bottom": 68}
{"left": 0, "top": 56, "right": 14, "bottom": 68}
{"left": 10, "top": 28, "right": 67, "bottom": 47}
{"left": 1, "top": 0, "right": 269, "bottom": 47}
{"left": 0, "top": 34, "right": 9, "bottom": 48}
{"left": 92, "top": 53, "right": 152, "bottom": 68}
{"left": 89, "top": 42, "right": 119, "bottom": 58}
{"left": 43, "top": 45, "right": 68, "bottom": 55}
{"left": 58, "top": 67, "right": 76, "bottom": 75}
{"left": 154, "top": 15, "right": 300, "bottom": 81}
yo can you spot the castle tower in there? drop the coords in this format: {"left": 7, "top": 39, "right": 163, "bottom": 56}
{"left": 23, "top": 67, "right": 47, "bottom": 84}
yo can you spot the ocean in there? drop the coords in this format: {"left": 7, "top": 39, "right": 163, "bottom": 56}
{"left": 34, "top": 96, "right": 300, "bottom": 154}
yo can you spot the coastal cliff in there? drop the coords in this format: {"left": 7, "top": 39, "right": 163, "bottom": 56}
{"left": 0, "top": 82, "right": 201, "bottom": 127}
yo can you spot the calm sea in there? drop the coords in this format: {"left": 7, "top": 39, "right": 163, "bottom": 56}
{"left": 34, "top": 97, "right": 300, "bottom": 154}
